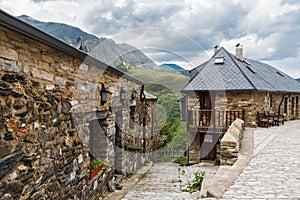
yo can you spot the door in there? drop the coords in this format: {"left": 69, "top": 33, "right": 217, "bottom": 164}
{"left": 199, "top": 92, "right": 213, "bottom": 126}
{"left": 114, "top": 111, "right": 123, "bottom": 173}
{"left": 89, "top": 119, "right": 107, "bottom": 159}
{"left": 200, "top": 132, "right": 218, "bottom": 161}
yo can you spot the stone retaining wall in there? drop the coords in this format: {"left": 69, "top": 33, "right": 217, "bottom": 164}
{"left": 220, "top": 118, "right": 244, "bottom": 165}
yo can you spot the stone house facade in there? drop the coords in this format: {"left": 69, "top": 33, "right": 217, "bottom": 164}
{"left": 181, "top": 45, "right": 300, "bottom": 164}
{"left": 0, "top": 10, "right": 157, "bottom": 199}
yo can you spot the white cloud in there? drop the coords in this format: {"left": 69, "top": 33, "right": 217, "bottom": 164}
{"left": 0, "top": 0, "right": 299, "bottom": 77}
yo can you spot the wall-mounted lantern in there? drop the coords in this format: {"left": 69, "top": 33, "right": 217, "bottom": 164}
{"left": 100, "top": 84, "right": 110, "bottom": 105}
{"left": 120, "top": 87, "right": 127, "bottom": 102}
{"left": 131, "top": 88, "right": 137, "bottom": 100}
{"left": 140, "top": 85, "right": 146, "bottom": 101}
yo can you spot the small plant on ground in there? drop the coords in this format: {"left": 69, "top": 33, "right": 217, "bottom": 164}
{"left": 181, "top": 171, "right": 206, "bottom": 193}
{"left": 177, "top": 167, "right": 186, "bottom": 190}
{"left": 173, "top": 156, "right": 188, "bottom": 166}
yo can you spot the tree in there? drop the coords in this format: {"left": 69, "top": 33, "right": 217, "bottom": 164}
{"left": 145, "top": 84, "right": 182, "bottom": 149}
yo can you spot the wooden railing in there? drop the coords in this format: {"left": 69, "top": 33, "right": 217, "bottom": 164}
{"left": 156, "top": 150, "right": 185, "bottom": 159}
{"left": 188, "top": 109, "right": 245, "bottom": 130}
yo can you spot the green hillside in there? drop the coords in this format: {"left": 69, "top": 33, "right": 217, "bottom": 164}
{"left": 129, "top": 68, "right": 189, "bottom": 95}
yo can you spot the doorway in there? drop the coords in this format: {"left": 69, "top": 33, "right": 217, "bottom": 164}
{"left": 114, "top": 111, "right": 123, "bottom": 174}
{"left": 89, "top": 119, "right": 107, "bottom": 160}
{"left": 199, "top": 132, "right": 219, "bottom": 161}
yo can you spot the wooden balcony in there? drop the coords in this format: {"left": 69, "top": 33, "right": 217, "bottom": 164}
{"left": 187, "top": 109, "right": 245, "bottom": 133}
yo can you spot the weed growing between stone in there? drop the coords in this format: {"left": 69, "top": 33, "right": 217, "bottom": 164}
{"left": 181, "top": 171, "right": 206, "bottom": 193}
{"left": 177, "top": 167, "right": 185, "bottom": 190}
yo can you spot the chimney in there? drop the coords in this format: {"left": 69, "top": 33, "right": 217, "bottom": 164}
{"left": 235, "top": 43, "right": 243, "bottom": 61}
{"left": 214, "top": 45, "right": 220, "bottom": 54}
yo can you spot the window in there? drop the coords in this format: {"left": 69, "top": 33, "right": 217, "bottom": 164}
{"left": 215, "top": 57, "right": 224, "bottom": 64}
{"left": 89, "top": 119, "right": 107, "bottom": 160}
{"left": 296, "top": 96, "right": 299, "bottom": 116}
{"left": 292, "top": 97, "right": 295, "bottom": 115}
{"left": 129, "top": 106, "right": 136, "bottom": 128}
{"left": 246, "top": 65, "right": 257, "bottom": 74}
{"left": 277, "top": 71, "right": 284, "bottom": 77}
{"left": 270, "top": 94, "right": 273, "bottom": 107}
{"left": 244, "top": 60, "right": 250, "bottom": 65}
{"left": 284, "top": 97, "right": 288, "bottom": 114}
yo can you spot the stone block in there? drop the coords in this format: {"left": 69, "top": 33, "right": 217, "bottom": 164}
{"left": 0, "top": 46, "right": 18, "bottom": 60}
{"left": 31, "top": 68, "right": 54, "bottom": 81}
{"left": 5, "top": 118, "right": 19, "bottom": 133}
{"left": 0, "top": 141, "right": 13, "bottom": 159}
{"left": 0, "top": 151, "right": 25, "bottom": 180}
{"left": 0, "top": 59, "right": 21, "bottom": 73}
{"left": 45, "top": 84, "right": 55, "bottom": 90}
{"left": 79, "top": 64, "right": 89, "bottom": 71}
{"left": 55, "top": 76, "right": 66, "bottom": 85}
{"left": 41, "top": 54, "right": 55, "bottom": 63}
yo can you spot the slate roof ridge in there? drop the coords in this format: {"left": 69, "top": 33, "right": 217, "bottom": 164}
{"left": 241, "top": 57, "right": 278, "bottom": 91}
{"left": 222, "top": 48, "right": 258, "bottom": 90}
{"left": 188, "top": 46, "right": 225, "bottom": 81}
{"left": 189, "top": 46, "right": 224, "bottom": 75}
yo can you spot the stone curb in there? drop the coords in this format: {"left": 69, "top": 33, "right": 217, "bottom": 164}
{"left": 104, "top": 162, "right": 154, "bottom": 200}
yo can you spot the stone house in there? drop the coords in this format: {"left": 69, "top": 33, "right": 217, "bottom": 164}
{"left": 0, "top": 10, "right": 157, "bottom": 199}
{"left": 181, "top": 44, "right": 300, "bottom": 164}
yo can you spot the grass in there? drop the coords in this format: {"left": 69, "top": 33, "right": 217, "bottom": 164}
{"left": 129, "top": 68, "right": 189, "bottom": 94}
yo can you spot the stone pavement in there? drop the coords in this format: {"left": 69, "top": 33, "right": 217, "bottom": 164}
{"left": 118, "top": 120, "right": 300, "bottom": 200}
{"left": 122, "top": 162, "right": 218, "bottom": 200}
{"left": 222, "top": 120, "right": 300, "bottom": 199}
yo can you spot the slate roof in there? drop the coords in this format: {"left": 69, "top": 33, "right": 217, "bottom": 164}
{"left": 182, "top": 47, "right": 300, "bottom": 93}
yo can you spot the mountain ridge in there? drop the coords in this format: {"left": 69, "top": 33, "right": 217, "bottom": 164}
{"left": 17, "top": 15, "right": 189, "bottom": 94}
{"left": 18, "top": 14, "right": 156, "bottom": 69}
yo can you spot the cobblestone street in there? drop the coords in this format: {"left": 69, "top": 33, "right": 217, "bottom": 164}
{"left": 222, "top": 120, "right": 300, "bottom": 199}
{"left": 119, "top": 120, "right": 300, "bottom": 199}
{"left": 122, "top": 163, "right": 218, "bottom": 200}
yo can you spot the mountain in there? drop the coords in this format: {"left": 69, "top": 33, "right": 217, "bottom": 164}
{"left": 160, "top": 63, "right": 189, "bottom": 76}
{"left": 18, "top": 15, "right": 156, "bottom": 69}
{"left": 161, "top": 63, "right": 184, "bottom": 71}
{"left": 18, "top": 15, "right": 99, "bottom": 47}
{"left": 17, "top": 15, "right": 189, "bottom": 94}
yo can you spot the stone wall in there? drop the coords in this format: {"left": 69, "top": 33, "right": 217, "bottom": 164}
{"left": 220, "top": 119, "right": 244, "bottom": 165}
{"left": 186, "top": 91, "right": 300, "bottom": 127}
{"left": 0, "top": 22, "right": 156, "bottom": 199}
{"left": 187, "top": 132, "right": 200, "bottom": 164}
{"left": 224, "top": 91, "right": 300, "bottom": 125}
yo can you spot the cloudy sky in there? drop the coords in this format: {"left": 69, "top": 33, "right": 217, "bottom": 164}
{"left": 1, "top": 0, "right": 299, "bottom": 78}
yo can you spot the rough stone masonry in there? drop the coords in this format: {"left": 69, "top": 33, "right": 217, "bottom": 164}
{"left": 0, "top": 12, "right": 157, "bottom": 199}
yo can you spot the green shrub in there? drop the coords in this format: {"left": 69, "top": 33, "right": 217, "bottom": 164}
{"left": 173, "top": 156, "right": 188, "bottom": 166}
